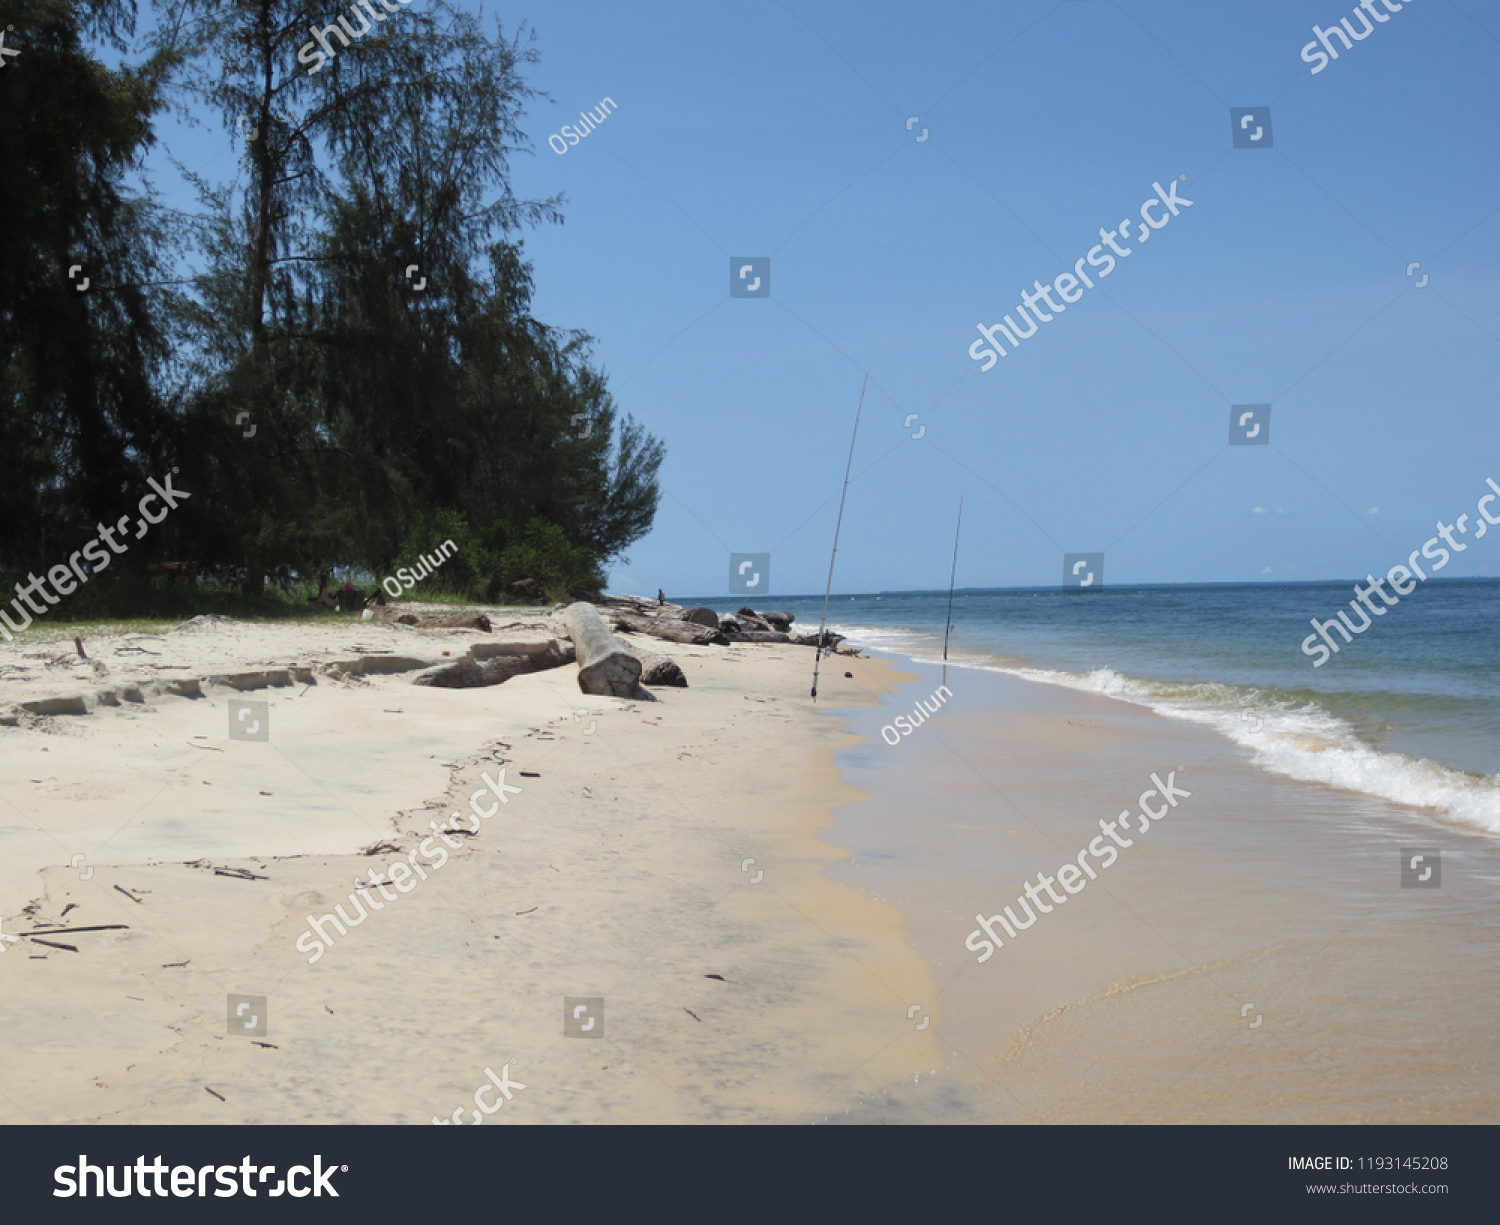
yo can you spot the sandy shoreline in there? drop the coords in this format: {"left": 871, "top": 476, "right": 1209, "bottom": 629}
{"left": 823, "top": 656, "right": 1500, "bottom": 1124}
{"left": 0, "top": 615, "right": 941, "bottom": 1124}
{"left": 6, "top": 612, "right": 1495, "bottom": 1126}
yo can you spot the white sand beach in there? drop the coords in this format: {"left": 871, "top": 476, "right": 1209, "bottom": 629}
{"left": 0, "top": 612, "right": 940, "bottom": 1124}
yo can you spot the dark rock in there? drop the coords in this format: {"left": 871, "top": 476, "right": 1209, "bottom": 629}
{"left": 761, "top": 610, "right": 794, "bottom": 629}
{"left": 680, "top": 607, "right": 720, "bottom": 629}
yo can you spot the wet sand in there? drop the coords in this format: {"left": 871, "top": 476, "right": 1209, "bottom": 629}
{"left": 822, "top": 658, "right": 1500, "bottom": 1123}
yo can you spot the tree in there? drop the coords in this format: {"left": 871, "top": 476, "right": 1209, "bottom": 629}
{"left": 0, "top": 1, "right": 666, "bottom": 608}
{"left": 0, "top": 0, "right": 173, "bottom": 573}
{"left": 161, "top": 0, "right": 662, "bottom": 595}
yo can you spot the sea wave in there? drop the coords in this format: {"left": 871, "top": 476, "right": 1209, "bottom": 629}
{"left": 831, "top": 622, "right": 1500, "bottom": 836}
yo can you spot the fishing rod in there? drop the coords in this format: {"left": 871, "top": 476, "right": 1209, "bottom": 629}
{"left": 811, "top": 375, "right": 867, "bottom": 701}
{"left": 942, "top": 492, "right": 963, "bottom": 686}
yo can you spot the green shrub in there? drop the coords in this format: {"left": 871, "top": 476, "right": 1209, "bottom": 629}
{"left": 390, "top": 510, "right": 483, "bottom": 596}
{"left": 484, "top": 519, "right": 604, "bottom": 603}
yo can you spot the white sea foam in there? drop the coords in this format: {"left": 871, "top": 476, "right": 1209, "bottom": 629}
{"left": 835, "top": 624, "right": 1500, "bottom": 836}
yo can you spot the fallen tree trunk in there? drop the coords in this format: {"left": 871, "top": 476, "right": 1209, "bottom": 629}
{"left": 636, "top": 651, "right": 687, "bottom": 687}
{"left": 728, "top": 631, "right": 791, "bottom": 644}
{"left": 413, "top": 644, "right": 569, "bottom": 689}
{"left": 611, "top": 612, "right": 728, "bottom": 646}
{"left": 597, "top": 593, "right": 683, "bottom": 615}
{"left": 565, "top": 602, "right": 643, "bottom": 696}
{"left": 406, "top": 612, "right": 493, "bottom": 632}
{"left": 790, "top": 630, "right": 845, "bottom": 649}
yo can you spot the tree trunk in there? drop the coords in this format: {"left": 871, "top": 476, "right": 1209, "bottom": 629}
{"left": 564, "top": 602, "right": 642, "bottom": 696}
{"left": 635, "top": 652, "right": 687, "bottom": 687}
{"left": 610, "top": 612, "right": 727, "bottom": 646}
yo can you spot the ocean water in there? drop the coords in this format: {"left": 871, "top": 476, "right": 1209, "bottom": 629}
{"left": 695, "top": 580, "right": 1500, "bottom": 837}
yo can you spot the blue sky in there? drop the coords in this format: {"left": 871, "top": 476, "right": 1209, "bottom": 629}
{"left": 143, "top": 0, "right": 1500, "bottom": 598}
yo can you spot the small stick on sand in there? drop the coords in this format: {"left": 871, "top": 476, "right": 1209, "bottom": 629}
{"left": 212, "top": 867, "right": 268, "bottom": 881}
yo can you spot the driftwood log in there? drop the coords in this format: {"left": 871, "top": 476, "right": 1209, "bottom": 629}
{"left": 565, "top": 602, "right": 643, "bottom": 696}
{"left": 610, "top": 612, "right": 728, "bottom": 647}
{"left": 728, "top": 631, "right": 791, "bottom": 644}
{"left": 393, "top": 612, "right": 492, "bottom": 632}
{"left": 790, "top": 630, "right": 845, "bottom": 649}
{"left": 636, "top": 652, "right": 687, "bottom": 687}
{"left": 597, "top": 593, "right": 683, "bottom": 616}
{"left": 413, "top": 643, "right": 569, "bottom": 689}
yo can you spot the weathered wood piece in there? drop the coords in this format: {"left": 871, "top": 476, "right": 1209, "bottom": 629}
{"left": 610, "top": 612, "right": 728, "bottom": 647}
{"left": 790, "top": 630, "right": 846, "bottom": 649}
{"left": 597, "top": 593, "right": 683, "bottom": 615}
{"left": 413, "top": 613, "right": 493, "bottom": 632}
{"left": 637, "top": 652, "right": 687, "bottom": 687}
{"left": 413, "top": 644, "right": 570, "bottom": 689}
{"left": 565, "top": 603, "right": 644, "bottom": 696}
